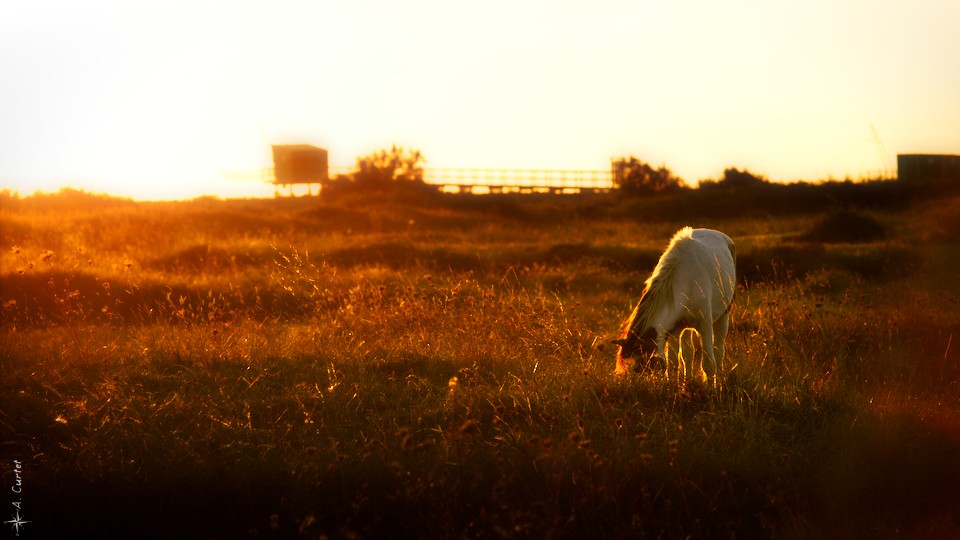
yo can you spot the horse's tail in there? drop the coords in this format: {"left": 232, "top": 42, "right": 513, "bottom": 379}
{"left": 723, "top": 237, "right": 737, "bottom": 316}
{"left": 725, "top": 234, "right": 737, "bottom": 274}
{"left": 722, "top": 288, "right": 737, "bottom": 318}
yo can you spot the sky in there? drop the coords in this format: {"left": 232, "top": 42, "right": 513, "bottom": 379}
{"left": 2, "top": 0, "right": 958, "bottom": 200}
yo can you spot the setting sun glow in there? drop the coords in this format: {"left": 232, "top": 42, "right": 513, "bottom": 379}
{"left": 2, "top": 0, "right": 958, "bottom": 200}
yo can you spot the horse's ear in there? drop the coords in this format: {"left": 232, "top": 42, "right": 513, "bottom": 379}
{"left": 610, "top": 338, "right": 627, "bottom": 347}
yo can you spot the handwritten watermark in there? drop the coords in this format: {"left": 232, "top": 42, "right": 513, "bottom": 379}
{"left": 4, "top": 460, "right": 29, "bottom": 537}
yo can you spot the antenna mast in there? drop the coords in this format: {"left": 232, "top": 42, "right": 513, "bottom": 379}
{"left": 870, "top": 124, "right": 894, "bottom": 178}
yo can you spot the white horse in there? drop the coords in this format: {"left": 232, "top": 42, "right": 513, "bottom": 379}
{"left": 612, "top": 227, "right": 736, "bottom": 386}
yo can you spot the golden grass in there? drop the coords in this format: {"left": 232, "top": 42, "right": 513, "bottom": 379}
{"left": 1, "top": 190, "right": 959, "bottom": 538}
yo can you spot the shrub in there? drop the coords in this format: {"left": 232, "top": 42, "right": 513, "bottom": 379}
{"left": 611, "top": 156, "right": 686, "bottom": 195}
{"left": 801, "top": 209, "right": 888, "bottom": 244}
{"left": 354, "top": 145, "right": 426, "bottom": 189}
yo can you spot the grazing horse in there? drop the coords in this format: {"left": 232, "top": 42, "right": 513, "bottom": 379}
{"left": 612, "top": 227, "right": 736, "bottom": 385}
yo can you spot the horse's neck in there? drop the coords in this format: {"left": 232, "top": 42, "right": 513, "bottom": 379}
{"left": 635, "top": 284, "right": 681, "bottom": 336}
{"left": 647, "top": 301, "right": 683, "bottom": 334}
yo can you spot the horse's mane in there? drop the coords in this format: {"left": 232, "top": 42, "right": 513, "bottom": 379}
{"left": 620, "top": 227, "right": 692, "bottom": 338}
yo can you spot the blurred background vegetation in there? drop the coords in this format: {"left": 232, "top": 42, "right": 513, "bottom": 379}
{"left": 1, "top": 175, "right": 959, "bottom": 538}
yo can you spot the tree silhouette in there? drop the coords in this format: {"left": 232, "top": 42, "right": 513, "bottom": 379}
{"left": 719, "top": 167, "right": 767, "bottom": 188}
{"left": 354, "top": 145, "right": 425, "bottom": 190}
{"left": 612, "top": 156, "right": 685, "bottom": 195}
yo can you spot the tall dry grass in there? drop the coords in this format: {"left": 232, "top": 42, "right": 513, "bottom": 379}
{"left": 1, "top": 190, "right": 959, "bottom": 538}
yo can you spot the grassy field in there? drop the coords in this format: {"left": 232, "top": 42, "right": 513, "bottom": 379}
{"left": 2, "top": 187, "right": 959, "bottom": 539}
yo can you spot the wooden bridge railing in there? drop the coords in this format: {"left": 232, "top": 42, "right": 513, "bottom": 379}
{"left": 264, "top": 166, "right": 616, "bottom": 195}
{"left": 423, "top": 168, "right": 614, "bottom": 193}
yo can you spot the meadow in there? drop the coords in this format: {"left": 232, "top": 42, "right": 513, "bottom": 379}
{"left": 2, "top": 185, "right": 959, "bottom": 539}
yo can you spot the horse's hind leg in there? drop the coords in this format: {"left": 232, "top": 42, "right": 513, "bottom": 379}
{"left": 698, "top": 323, "right": 719, "bottom": 387}
{"left": 712, "top": 312, "right": 729, "bottom": 379}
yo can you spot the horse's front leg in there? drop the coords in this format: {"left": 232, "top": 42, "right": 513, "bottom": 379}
{"left": 712, "top": 312, "right": 730, "bottom": 378}
{"left": 664, "top": 332, "right": 683, "bottom": 383}
{"left": 678, "top": 328, "right": 699, "bottom": 384}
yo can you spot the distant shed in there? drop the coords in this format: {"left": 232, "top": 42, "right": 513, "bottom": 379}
{"left": 271, "top": 145, "right": 329, "bottom": 185}
{"left": 897, "top": 154, "right": 960, "bottom": 188}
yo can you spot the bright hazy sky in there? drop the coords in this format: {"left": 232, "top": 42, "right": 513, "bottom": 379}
{"left": 2, "top": 0, "right": 958, "bottom": 200}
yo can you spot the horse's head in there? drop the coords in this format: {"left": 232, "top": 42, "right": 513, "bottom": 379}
{"left": 612, "top": 326, "right": 662, "bottom": 373}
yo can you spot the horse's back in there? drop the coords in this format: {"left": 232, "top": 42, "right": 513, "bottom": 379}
{"left": 675, "top": 228, "right": 736, "bottom": 315}
{"left": 689, "top": 228, "right": 734, "bottom": 260}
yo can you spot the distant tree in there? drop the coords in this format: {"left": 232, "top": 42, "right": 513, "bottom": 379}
{"left": 719, "top": 167, "right": 768, "bottom": 188}
{"left": 698, "top": 167, "right": 770, "bottom": 190}
{"left": 354, "top": 145, "right": 425, "bottom": 190}
{"left": 612, "top": 156, "right": 686, "bottom": 195}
